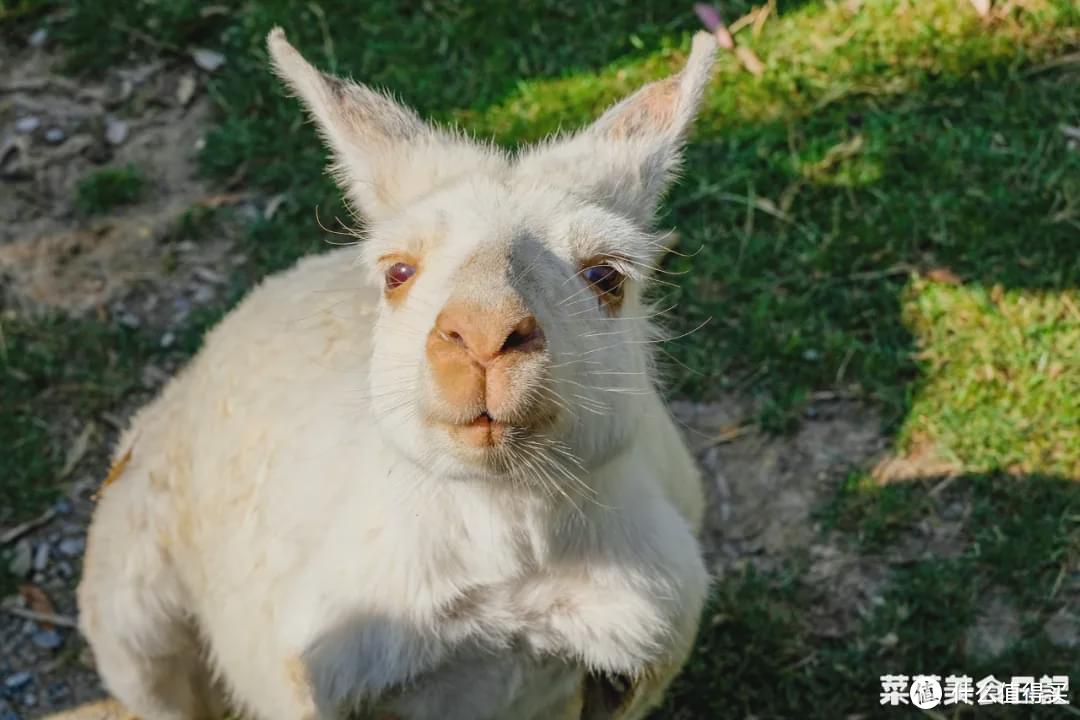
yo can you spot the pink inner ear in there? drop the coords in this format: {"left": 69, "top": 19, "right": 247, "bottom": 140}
{"left": 608, "top": 77, "right": 679, "bottom": 139}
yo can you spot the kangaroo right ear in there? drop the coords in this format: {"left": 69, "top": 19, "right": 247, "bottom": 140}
{"left": 267, "top": 28, "right": 500, "bottom": 222}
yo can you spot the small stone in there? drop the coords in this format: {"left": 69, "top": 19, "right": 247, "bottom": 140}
{"left": 20, "top": 693, "right": 34, "bottom": 708}
{"left": 3, "top": 672, "right": 31, "bottom": 691}
{"left": 160, "top": 331, "right": 175, "bottom": 349}
{"left": 28, "top": 28, "right": 47, "bottom": 47}
{"left": 57, "top": 537, "right": 85, "bottom": 557}
{"left": 176, "top": 73, "right": 197, "bottom": 106}
{"left": 118, "top": 312, "right": 141, "bottom": 329}
{"left": 194, "top": 267, "right": 225, "bottom": 285}
{"left": 55, "top": 561, "right": 73, "bottom": 579}
{"left": 53, "top": 498, "right": 72, "bottom": 515}
{"left": 192, "top": 285, "right": 214, "bottom": 304}
{"left": 191, "top": 48, "right": 226, "bottom": 73}
{"left": 43, "top": 127, "right": 65, "bottom": 144}
{"left": 31, "top": 630, "right": 62, "bottom": 651}
{"left": 8, "top": 539, "right": 32, "bottom": 578}
{"left": 32, "top": 542, "right": 50, "bottom": 572}
{"left": 104, "top": 117, "right": 129, "bottom": 146}
{"left": 45, "top": 682, "right": 70, "bottom": 705}
{"left": 14, "top": 117, "right": 40, "bottom": 134}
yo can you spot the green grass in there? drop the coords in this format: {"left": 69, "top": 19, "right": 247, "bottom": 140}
{"left": 661, "top": 473, "right": 1080, "bottom": 718}
{"left": 75, "top": 164, "right": 145, "bottom": 214}
{"left": 0, "top": 315, "right": 153, "bottom": 518}
{"left": 2, "top": 0, "right": 1079, "bottom": 715}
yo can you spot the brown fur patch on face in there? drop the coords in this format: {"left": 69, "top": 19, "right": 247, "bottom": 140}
{"left": 425, "top": 331, "right": 486, "bottom": 416}
{"left": 377, "top": 252, "right": 421, "bottom": 307}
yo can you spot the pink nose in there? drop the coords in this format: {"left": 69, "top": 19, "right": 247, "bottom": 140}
{"left": 432, "top": 302, "right": 544, "bottom": 364}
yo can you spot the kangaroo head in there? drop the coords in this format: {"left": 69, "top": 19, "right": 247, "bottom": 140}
{"left": 268, "top": 28, "right": 717, "bottom": 487}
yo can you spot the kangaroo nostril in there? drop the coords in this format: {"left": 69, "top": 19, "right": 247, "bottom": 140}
{"left": 500, "top": 316, "right": 543, "bottom": 353}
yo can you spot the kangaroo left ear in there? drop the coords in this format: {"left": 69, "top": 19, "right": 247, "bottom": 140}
{"left": 267, "top": 28, "right": 503, "bottom": 222}
{"left": 516, "top": 32, "right": 719, "bottom": 226}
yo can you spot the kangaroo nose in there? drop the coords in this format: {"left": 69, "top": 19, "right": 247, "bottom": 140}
{"left": 434, "top": 302, "right": 545, "bottom": 363}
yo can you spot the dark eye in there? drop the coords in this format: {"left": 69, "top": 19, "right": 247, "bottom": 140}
{"left": 385, "top": 262, "right": 416, "bottom": 290}
{"left": 583, "top": 263, "right": 623, "bottom": 298}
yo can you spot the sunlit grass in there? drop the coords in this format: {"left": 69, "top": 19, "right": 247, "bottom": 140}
{"left": 901, "top": 279, "right": 1080, "bottom": 477}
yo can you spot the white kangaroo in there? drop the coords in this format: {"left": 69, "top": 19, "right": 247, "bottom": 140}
{"left": 71, "top": 28, "right": 719, "bottom": 720}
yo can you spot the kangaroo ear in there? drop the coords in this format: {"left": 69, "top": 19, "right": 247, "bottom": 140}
{"left": 267, "top": 28, "right": 499, "bottom": 221}
{"left": 517, "top": 32, "right": 718, "bottom": 226}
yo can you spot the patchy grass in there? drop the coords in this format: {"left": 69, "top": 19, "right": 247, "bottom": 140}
{"left": 901, "top": 279, "right": 1080, "bottom": 477}
{"left": 0, "top": 315, "right": 153, "bottom": 518}
{"left": 659, "top": 473, "right": 1080, "bottom": 719}
{"left": 75, "top": 164, "right": 145, "bottom": 214}
{"left": 2, "top": 0, "right": 1079, "bottom": 715}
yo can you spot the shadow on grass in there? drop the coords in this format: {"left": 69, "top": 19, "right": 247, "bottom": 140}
{"left": 656, "top": 471, "right": 1079, "bottom": 719}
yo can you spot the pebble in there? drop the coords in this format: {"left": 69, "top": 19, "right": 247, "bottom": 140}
{"left": 31, "top": 630, "right": 63, "bottom": 651}
{"left": 45, "top": 682, "right": 70, "bottom": 705}
{"left": 3, "top": 673, "right": 31, "bottom": 691}
{"left": 20, "top": 693, "right": 34, "bottom": 708}
{"left": 53, "top": 498, "right": 72, "bottom": 516}
{"left": 32, "top": 541, "right": 50, "bottom": 572}
{"left": 192, "top": 284, "right": 215, "bottom": 304}
{"left": 27, "top": 28, "right": 47, "bottom": 48}
{"left": 57, "top": 537, "right": 85, "bottom": 557}
{"left": 176, "top": 73, "right": 197, "bottom": 106}
{"left": 160, "top": 331, "right": 176, "bottom": 349}
{"left": 8, "top": 540, "right": 32, "bottom": 578}
{"left": 43, "top": 127, "right": 65, "bottom": 144}
{"left": 55, "top": 561, "right": 73, "bottom": 579}
{"left": 191, "top": 48, "right": 226, "bottom": 73}
{"left": 104, "top": 117, "right": 129, "bottom": 146}
{"left": 13, "top": 117, "right": 39, "bottom": 134}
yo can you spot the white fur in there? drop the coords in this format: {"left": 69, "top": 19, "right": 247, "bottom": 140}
{"left": 77, "top": 28, "right": 718, "bottom": 720}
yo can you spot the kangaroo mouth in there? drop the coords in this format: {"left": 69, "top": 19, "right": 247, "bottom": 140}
{"left": 443, "top": 409, "right": 509, "bottom": 448}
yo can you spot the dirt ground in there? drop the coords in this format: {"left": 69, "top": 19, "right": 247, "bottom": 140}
{"left": 0, "top": 32, "right": 993, "bottom": 720}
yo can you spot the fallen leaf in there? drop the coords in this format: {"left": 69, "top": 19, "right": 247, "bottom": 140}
{"left": 0, "top": 508, "right": 56, "bottom": 545}
{"left": 989, "top": 283, "right": 1005, "bottom": 304}
{"left": 197, "top": 192, "right": 250, "bottom": 209}
{"left": 693, "top": 3, "right": 735, "bottom": 49}
{"left": 925, "top": 267, "right": 963, "bottom": 285}
{"left": 734, "top": 46, "right": 765, "bottom": 76}
{"left": 19, "top": 583, "right": 56, "bottom": 629}
{"left": 60, "top": 423, "right": 94, "bottom": 479}
{"left": 752, "top": 0, "right": 774, "bottom": 39}
{"left": 714, "top": 422, "right": 753, "bottom": 445}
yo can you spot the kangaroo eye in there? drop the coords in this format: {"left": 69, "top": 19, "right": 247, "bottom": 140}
{"left": 583, "top": 264, "right": 624, "bottom": 298}
{"left": 385, "top": 262, "right": 416, "bottom": 290}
